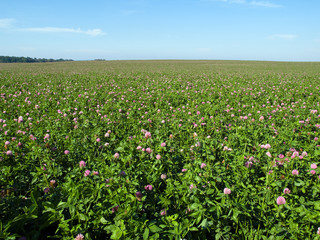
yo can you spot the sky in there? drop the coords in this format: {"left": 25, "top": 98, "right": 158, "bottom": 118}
{"left": 1, "top": 0, "right": 320, "bottom": 61}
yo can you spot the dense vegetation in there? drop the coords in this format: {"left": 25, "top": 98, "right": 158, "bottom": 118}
{"left": 0, "top": 56, "right": 73, "bottom": 63}
{"left": 1, "top": 60, "right": 320, "bottom": 239}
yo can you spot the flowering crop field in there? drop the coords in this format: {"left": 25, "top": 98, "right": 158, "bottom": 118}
{"left": 1, "top": 60, "right": 320, "bottom": 239}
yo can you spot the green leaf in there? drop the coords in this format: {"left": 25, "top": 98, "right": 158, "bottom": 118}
{"left": 215, "top": 231, "right": 223, "bottom": 240}
{"left": 149, "top": 225, "right": 162, "bottom": 233}
{"left": 189, "top": 227, "right": 198, "bottom": 231}
{"left": 116, "top": 147, "right": 125, "bottom": 152}
{"left": 143, "top": 227, "right": 149, "bottom": 240}
{"left": 100, "top": 216, "right": 108, "bottom": 224}
{"left": 314, "top": 201, "right": 320, "bottom": 210}
{"left": 299, "top": 196, "right": 305, "bottom": 204}
{"left": 30, "top": 191, "right": 38, "bottom": 206}
{"left": 110, "top": 229, "right": 122, "bottom": 240}
{"left": 199, "top": 218, "right": 208, "bottom": 229}
{"left": 294, "top": 179, "right": 305, "bottom": 186}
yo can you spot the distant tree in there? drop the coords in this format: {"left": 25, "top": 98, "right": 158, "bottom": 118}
{"left": 0, "top": 56, "right": 73, "bottom": 63}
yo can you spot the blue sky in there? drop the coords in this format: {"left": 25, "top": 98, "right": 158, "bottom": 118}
{"left": 1, "top": 0, "right": 319, "bottom": 61}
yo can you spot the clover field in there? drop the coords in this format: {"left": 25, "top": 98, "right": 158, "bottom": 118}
{"left": 1, "top": 60, "right": 320, "bottom": 239}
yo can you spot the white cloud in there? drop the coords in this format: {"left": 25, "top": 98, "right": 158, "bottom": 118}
{"left": 0, "top": 18, "right": 15, "bottom": 28}
{"left": 229, "top": 0, "right": 246, "bottom": 3}
{"left": 21, "top": 27, "right": 105, "bottom": 36}
{"left": 250, "top": 1, "right": 282, "bottom": 8}
{"left": 0, "top": 18, "right": 105, "bottom": 36}
{"left": 268, "top": 34, "right": 297, "bottom": 40}
{"left": 201, "top": 0, "right": 282, "bottom": 8}
{"left": 201, "top": 0, "right": 246, "bottom": 3}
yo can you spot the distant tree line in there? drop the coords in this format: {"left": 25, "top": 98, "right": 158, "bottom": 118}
{"left": 0, "top": 56, "right": 73, "bottom": 63}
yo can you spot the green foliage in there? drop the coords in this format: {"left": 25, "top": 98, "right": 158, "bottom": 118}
{"left": 1, "top": 60, "right": 320, "bottom": 239}
{"left": 0, "top": 55, "right": 73, "bottom": 63}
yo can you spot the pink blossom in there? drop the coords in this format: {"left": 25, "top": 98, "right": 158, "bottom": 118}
{"left": 18, "top": 116, "right": 23, "bottom": 123}
{"left": 265, "top": 144, "right": 271, "bottom": 149}
{"left": 145, "top": 185, "right": 153, "bottom": 191}
{"left": 292, "top": 169, "right": 299, "bottom": 175}
{"left": 283, "top": 188, "right": 291, "bottom": 194}
{"left": 245, "top": 161, "right": 253, "bottom": 168}
{"left": 156, "top": 154, "right": 161, "bottom": 160}
{"left": 223, "top": 188, "right": 231, "bottom": 195}
{"left": 114, "top": 152, "right": 119, "bottom": 158}
{"left": 161, "top": 142, "right": 166, "bottom": 147}
{"left": 189, "top": 184, "right": 196, "bottom": 190}
{"left": 310, "top": 170, "right": 316, "bottom": 175}
{"left": 6, "top": 150, "right": 12, "bottom": 156}
{"left": 79, "top": 161, "right": 86, "bottom": 168}
{"left": 317, "top": 227, "right": 320, "bottom": 235}
{"left": 136, "top": 191, "right": 143, "bottom": 201}
{"left": 112, "top": 205, "right": 119, "bottom": 213}
{"left": 160, "top": 174, "right": 167, "bottom": 179}
{"left": 93, "top": 171, "right": 99, "bottom": 175}
{"left": 276, "top": 196, "right": 286, "bottom": 205}
{"left": 201, "top": 163, "right": 207, "bottom": 169}
{"left": 146, "top": 148, "right": 152, "bottom": 154}
{"left": 144, "top": 131, "right": 152, "bottom": 139}
{"left": 137, "top": 146, "right": 142, "bottom": 150}
{"left": 64, "top": 150, "right": 70, "bottom": 155}
{"left": 50, "top": 180, "right": 56, "bottom": 188}
{"left": 181, "top": 168, "right": 187, "bottom": 172}
{"left": 96, "top": 138, "right": 101, "bottom": 142}
{"left": 160, "top": 209, "right": 167, "bottom": 216}
{"left": 266, "top": 152, "right": 272, "bottom": 158}
{"left": 74, "top": 233, "right": 84, "bottom": 240}
{"left": 311, "top": 163, "right": 317, "bottom": 169}
{"left": 291, "top": 151, "right": 299, "bottom": 159}
{"left": 84, "top": 170, "right": 91, "bottom": 177}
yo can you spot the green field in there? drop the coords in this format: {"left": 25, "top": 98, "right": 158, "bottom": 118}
{"left": 1, "top": 60, "right": 320, "bottom": 239}
{"left": 1, "top": 60, "right": 320, "bottom": 74}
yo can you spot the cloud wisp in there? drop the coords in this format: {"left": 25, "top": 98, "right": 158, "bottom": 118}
{"left": 20, "top": 27, "right": 105, "bottom": 36}
{"left": 268, "top": 34, "right": 297, "bottom": 40}
{"left": 250, "top": 1, "right": 282, "bottom": 8}
{"left": 0, "top": 18, "right": 15, "bottom": 28}
{"left": 202, "top": 0, "right": 282, "bottom": 8}
{"left": 0, "top": 18, "right": 105, "bottom": 36}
